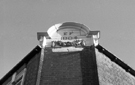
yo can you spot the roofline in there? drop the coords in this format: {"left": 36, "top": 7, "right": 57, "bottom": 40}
{"left": 1, "top": 44, "right": 135, "bottom": 83}
{"left": 0, "top": 45, "right": 41, "bottom": 84}
{"left": 96, "top": 44, "right": 135, "bottom": 77}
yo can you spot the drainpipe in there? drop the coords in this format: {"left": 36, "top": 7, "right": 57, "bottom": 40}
{"left": 36, "top": 36, "right": 46, "bottom": 85}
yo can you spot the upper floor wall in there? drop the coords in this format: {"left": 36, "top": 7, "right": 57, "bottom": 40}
{"left": 1, "top": 46, "right": 41, "bottom": 85}
{"left": 95, "top": 48, "right": 135, "bottom": 85}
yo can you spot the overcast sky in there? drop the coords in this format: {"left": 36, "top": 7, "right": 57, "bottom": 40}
{"left": 0, "top": 0, "right": 135, "bottom": 79}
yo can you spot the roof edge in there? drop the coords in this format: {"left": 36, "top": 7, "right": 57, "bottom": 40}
{"left": 0, "top": 45, "right": 41, "bottom": 84}
{"left": 96, "top": 44, "right": 135, "bottom": 77}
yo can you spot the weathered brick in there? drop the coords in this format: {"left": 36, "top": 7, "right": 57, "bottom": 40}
{"left": 40, "top": 50, "right": 82, "bottom": 85}
{"left": 95, "top": 49, "right": 135, "bottom": 85}
{"left": 40, "top": 46, "right": 99, "bottom": 85}
{"left": 24, "top": 52, "right": 41, "bottom": 85}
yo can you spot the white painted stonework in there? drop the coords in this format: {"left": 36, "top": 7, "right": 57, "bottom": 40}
{"left": 37, "top": 22, "right": 100, "bottom": 52}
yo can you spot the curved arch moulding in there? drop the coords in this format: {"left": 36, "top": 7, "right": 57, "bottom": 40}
{"left": 37, "top": 22, "right": 100, "bottom": 52}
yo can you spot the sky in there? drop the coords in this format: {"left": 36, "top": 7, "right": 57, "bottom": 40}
{"left": 0, "top": 0, "right": 135, "bottom": 79}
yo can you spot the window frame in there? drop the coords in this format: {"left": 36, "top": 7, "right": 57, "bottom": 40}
{"left": 13, "top": 68, "right": 26, "bottom": 85}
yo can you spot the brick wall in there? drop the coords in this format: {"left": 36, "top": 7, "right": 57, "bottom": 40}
{"left": 95, "top": 48, "right": 135, "bottom": 85}
{"left": 80, "top": 47, "right": 99, "bottom": 85}
{"left": 24, "top": 52, "right": 41, "bottom": 85}
{"left": 40, "top": 50, "right": 82, "bottom": 85}
{"left": 40, "top": 46, "right": 99, "bottom": 85}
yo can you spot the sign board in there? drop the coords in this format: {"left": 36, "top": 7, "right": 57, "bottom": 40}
{"left": 37, "top": 22, "right": 100, "bottom": 52}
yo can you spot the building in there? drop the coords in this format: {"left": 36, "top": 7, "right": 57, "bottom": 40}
{"left": 1, "top": 22, "right": 135, "bottom": 85}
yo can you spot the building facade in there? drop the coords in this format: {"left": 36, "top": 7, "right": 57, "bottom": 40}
{"left": 0, "top": 22, "right": 135, "bottom": 85}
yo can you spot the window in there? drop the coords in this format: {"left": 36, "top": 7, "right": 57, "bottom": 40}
{"left": 14, "top": 68, "right": 26, "bottom": 85}
{"left": 15, "top": 76, "right": 23, "bottom": 85}
{"left": 6, "top": 81, "right": 11, "bottom": 85}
